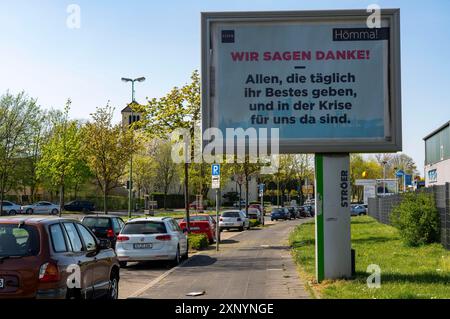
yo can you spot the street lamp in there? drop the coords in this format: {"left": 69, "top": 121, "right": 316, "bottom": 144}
{"left": 121, "top": 77, "right": 146, "bottom": 218}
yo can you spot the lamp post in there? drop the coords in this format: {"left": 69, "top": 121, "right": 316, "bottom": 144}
{"left": 121, "top": 77, "right": 146, "bottom": 218}
{"left": 382, "top": 160, "right": 387, "bottom": 196}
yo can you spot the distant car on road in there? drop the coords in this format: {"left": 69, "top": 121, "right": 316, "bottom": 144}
{"left": 115, "top": 217, "right": 188, "bottom": 268}
{"left": 244, "top": 207, "right": 263, "bottom": 223}
{"left": 302, "top": 205, "right": 315, "bottom": 217}
{"left": 233, "top": 200, "right": 246, "bottom": 208}
{"left": 271, "top": 208, "right": 288, "bottom": 221}
{"left": 0, "top": 217, "right": 120, "bottom": 299}
{"left": 0, "top": 201, "right": 21, "bottom": 216}
{"left": 351, "top": 205, "right": 367, "bottom": 216}
{"left": 248, "top": 203, "right": 264, "bottom": 215}
{"left": 287, "top": 207, "right": 299, "bottom": 219}
{"left": 64, "top": 200, "right": 95, "bottom": 212}
{"left": 179, "top": 214, "right": 217, "bottom": 244}
{"left": 81, "top": 215, "right": 125, "bottom": 248}
{"left": 219, "top": 210, "right": 250, "bottom": 231}
{"left": 189, "top": 200, "right": 208, "bottom": 211}
{"left": 21, "top": 201, "right": 59, "bottom": 215}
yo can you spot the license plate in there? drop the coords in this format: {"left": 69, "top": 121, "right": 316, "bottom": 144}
{"left": 0, "top": 278, "right": 4, "bottom": 289}
{"left": 133, "top": 243, "right": 152, "bottom": 249}
{"left": 190, "top": 227, "right": 200, "bottom": 230}
{"left": 225, "top": 223, "right": 233, "bottom": 226}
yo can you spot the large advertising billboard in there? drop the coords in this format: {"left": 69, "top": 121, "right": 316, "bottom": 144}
{"left": 201, "top": 10, "right": 401, "bottom": 153}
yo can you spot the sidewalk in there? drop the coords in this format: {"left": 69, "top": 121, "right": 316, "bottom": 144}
{"left": 135, "top": 219, "right": 310, "bottom": 299}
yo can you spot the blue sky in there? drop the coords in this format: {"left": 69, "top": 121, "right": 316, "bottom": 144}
{"left": 1, "top": 0, "right": 449, "bottom": 174}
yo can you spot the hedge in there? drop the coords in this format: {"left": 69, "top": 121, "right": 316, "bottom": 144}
{"left": 188, "top": 233, "right": 209, "bottom": 250}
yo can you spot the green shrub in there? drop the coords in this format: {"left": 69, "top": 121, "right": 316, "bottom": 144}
{"left": 249, "top": 219, "right": 261, "bottom": 227}
{"left": 390, "top": 192, "right": 440, "bottom": 246}
{"left": 188, "top": 233, "right": 209, "bottom": 250}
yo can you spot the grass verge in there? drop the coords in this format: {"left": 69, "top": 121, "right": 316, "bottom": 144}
{"left": 289, "top": 216, "right": 450, "bottom": 299}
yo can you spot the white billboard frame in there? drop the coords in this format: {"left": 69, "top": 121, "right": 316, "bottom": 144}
{"left": 201, "top": 9, "right": 402, "bottom": 154}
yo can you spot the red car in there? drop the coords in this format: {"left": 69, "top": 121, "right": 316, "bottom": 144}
{"left": 178, "top": 214, "right": 216, "bottom": 244}
{"left": 189, "top": 201, "right": 208, "bottom": 211}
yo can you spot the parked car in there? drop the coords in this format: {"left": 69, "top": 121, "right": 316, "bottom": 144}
{"left": 115, "top": 217, "right": 188, "bottom": 268}
{"left": 0, "top": 217, "right": 120, "bottom": 299}
{"left": 178, "top": 214, "right": 216, "bottom": 244}
{"left": 302, "top": 205, "right": 315, "bottom": 217}
{"left": 64, "top": 200, "right": 95, "bottom": 212}
{"left": 271, "top": 208, "right": 288, "bottom": 221}
{"left": 81, "top": 215, "right": 125, "bottom": 248}
{"left": 351, "top": 205, "right": 367, "bottom": 216}
{"left": 298, "top": 206, "right": 309, "bottom": 218}
{"left": 244, "top": 207, "right": 263, "bottom": 223}
{"left": 219, "top": 210, "right": 250, "bottom": 231}
{"left": 0, "top": 201, "right": 21, "bottom": 216}
{"left": 189, "top": 200, "right": 208, "bottom": 211}
{"left": 21, "top": 201, "right": 59, "bottom": 215}
{"left": 248, "top": 203, "right": 265, "bottom": 215}
{"left": 233, "top": 200, "right": 246, "bottom": 208}
{"left": 287, "top": 207, "right": 298, "bottom": 219}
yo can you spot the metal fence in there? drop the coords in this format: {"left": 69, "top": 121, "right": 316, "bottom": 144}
{"left": 368, "top": 183, "right": 450, "bottom": 250}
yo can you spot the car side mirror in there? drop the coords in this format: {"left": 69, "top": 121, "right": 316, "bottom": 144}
{"left": 98, "top": 238, "right": 111, "bottom": 250}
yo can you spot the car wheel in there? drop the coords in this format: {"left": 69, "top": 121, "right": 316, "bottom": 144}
{"left": 238, "top": 226, "right": 244, "bottom": 231}
{"left": 9, "top": 210, "right": 17, "bottom": 216}
{"left": 172, "top": 246, "right": 181, "bottom": 266}
{"left": 119, "top": 261, "right": 127, "bottom": 268}
{"left": 51, "top": 209, "right": 58, "bottom": 215}
{"left": 107, "top": 272, "right": 119, "bottom": 300}
{"left": 26, "top": 208, "right": 33, "bottom": 215}
{"left": 247, "top": 223, "right": 251, "bottom": 230}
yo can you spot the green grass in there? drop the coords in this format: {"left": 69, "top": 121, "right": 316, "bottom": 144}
{"left": 289, "top": 216, "right": 450, "bottom": 299}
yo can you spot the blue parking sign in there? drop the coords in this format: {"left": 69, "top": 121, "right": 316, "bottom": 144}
{"left": 212, "top": 164, "right": 220, "bottom": 176}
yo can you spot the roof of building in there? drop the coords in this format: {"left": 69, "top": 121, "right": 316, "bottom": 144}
{"left": 423, "top": 120, "right": 450, "bottom": 140}
{"left": 121, "top": 101, "right": 142, "bottom": 113}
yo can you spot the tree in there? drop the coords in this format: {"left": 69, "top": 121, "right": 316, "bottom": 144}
{"left": 153, "top": 141, "right": 178, "bottom": 210}
{"left": 37, "top": 100, "right": 85, "bottom": 216}
{"left": 137, "top": 71, "right": 200, "bottom": 227}
{"left": 83, "top": 104, "right": 138, "bottom": 213}
{"left": 0, "top": 91, "right": 40, "bottom": 213}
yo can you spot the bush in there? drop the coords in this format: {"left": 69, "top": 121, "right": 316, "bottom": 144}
{"left": 188, "top": 233, "right": 209, "bottom": 250}
{"left": 250, "top": 219, "right": 261, "bottom": 227}
{"left": 390, "top": 192, "right": 440, "bottom": 246}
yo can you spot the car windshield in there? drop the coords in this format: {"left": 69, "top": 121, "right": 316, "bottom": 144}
{"left": 222, "top": 212, "right": 240, "bottom": 218}
{"left": 0, "top": 224, "right": 40, "bottom": 257}
{"left": 121, "top": 221, "right": 167, "bottom": 234}
{"left": 272, "top": 209, "right": 283, "bottom": 213}
{"left": 83, "top": 217, "right": 111, "bottom": 228}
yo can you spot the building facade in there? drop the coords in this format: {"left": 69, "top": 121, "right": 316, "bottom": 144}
{"left": 424, "top": 121, "right": 450, "bottom": 186}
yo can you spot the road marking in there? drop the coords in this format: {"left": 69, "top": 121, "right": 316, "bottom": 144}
{"left": 266, "top": 268, "right": 283, "bottom": 271}
{"left": 127, "top": 253, "right": 201, "bottom": 298}
{"left": 127, "top": 226, "right": 262, "bottom": 298}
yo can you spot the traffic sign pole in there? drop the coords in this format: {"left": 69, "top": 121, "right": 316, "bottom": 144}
{"left": 212, "top": 164, "right": 221, "bottom": 251}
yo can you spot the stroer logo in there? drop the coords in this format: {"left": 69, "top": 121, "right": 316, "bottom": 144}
{"left": 221, "top": 30, "right": 234, "bottom": 43}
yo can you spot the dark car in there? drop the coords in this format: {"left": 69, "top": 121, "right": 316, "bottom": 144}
{"left": 64, "top": 200, "right": 95, "bottom": 212}
{"left": 303, "top": 205, "right": 315, "bottom": 217}
{"left": 0, "top": 217, "right": 120, "bottom": 299}
{"left": 271, "top": 208, "right": 288, "bottom": 221}
{"left": 287, "top": 207, "right": 298, "bottom": 219}
{"left": 81, "top": 215, "right": 125, "bottom": 248}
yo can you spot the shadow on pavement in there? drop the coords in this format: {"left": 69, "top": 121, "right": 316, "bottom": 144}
{"left": 123, "top": 261, "right": 173, "bottom": 271}
{"left": 182, "top": 255, "right": 217, "bottom": 267}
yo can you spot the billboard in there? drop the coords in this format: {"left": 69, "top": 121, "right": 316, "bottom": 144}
{"left": 201, "top": 10, "right": 401, "bottom": 153}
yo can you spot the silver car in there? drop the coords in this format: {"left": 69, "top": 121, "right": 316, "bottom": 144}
{"left": 351, "top": 205, "right": 367, "bottom": 216}
{"left": 219, "top": 210, "right": 250, "bottom": 231}
{"left": 21, "top": 201, "right": 60, "bottom": 215}
{"left": 115, "top": 217, "right": 188, "bottom": 267}
{"left": 0, "top": 201, "right": 22, "bottom": 215}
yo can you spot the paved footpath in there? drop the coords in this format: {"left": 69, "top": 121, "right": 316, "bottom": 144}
{"left": 135, "top": 218, "right": 310, "bottom": 299}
